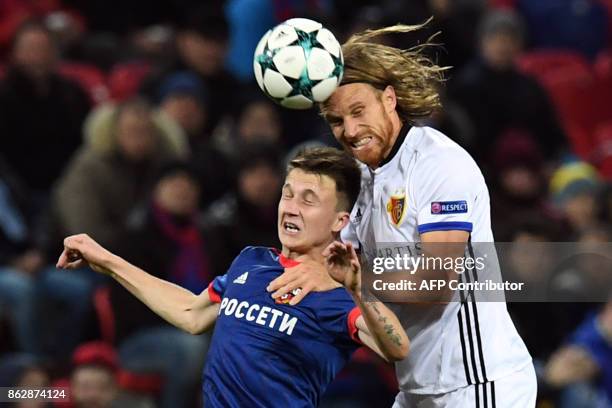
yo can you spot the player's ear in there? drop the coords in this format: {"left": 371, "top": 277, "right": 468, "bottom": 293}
{"left": 382, "top": 85, "right": 397, "bottom": 113}
{"left": 332, "top": 211, "right": 350, "bottom": 234}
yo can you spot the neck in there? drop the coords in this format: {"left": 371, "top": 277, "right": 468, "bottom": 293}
{"left": 281, "top": 239, "right": 335, "bottom": 265}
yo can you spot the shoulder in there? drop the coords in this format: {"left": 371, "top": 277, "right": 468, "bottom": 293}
{"left": 410, "top": 126, "right": 481, "bottom": 178}
{"left": 58, "top": 148, "right": 108, "bottom": 182}
{"left": 231, "top": 246, "right": 278, "bottom": 266}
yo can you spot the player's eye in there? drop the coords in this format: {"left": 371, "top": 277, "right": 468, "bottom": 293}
{"left": 328, "top": 118, "right": 342, "bottom": 127}
{"left": 352, "top": 108, "right": 363, "bottom": 117}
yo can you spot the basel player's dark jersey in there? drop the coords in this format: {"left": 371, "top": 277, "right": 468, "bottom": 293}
{"left": 203, "top": 246, "right": 361, "bottom": 407}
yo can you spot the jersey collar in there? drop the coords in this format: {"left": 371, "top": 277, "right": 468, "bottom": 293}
{"left": 378, "top": 121, "right": 411, "bottom": 168}
{"left": 272, "top": 248, "right": 301, "bottom": 268}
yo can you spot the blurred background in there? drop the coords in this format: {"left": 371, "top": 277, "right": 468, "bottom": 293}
{"left": 0, "top": 0, "right": 610, "bottom": 407}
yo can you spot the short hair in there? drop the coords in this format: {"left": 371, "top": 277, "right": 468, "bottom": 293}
{"left": 322, "top": 21, "right": 448, "bottom": 123}
{"left": 287, "top": 147, "right": 361, "bottom": 211}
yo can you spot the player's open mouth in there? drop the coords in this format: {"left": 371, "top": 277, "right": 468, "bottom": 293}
{"left": 350, "top": 137, "right": 372, "bottom": 150}
{"left": 283, "top": 222, "right": 301, "bottom": 234}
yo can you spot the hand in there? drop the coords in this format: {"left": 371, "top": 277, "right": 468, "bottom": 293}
{"left": 267, "top": 259, "right": 340, "bottom": 305}
{"left": 323, "top": 241, "right": 361, "bottom": 295}
{"left": 56, "top": 234, "right": 114, "bottom": 275}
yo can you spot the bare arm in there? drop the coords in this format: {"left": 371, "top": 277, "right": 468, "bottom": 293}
{"left": 354, "top": 302, "right": 408, "bottom": 362}
{"left": 57, "top": 234, "right": 219, "bottom": 335}
{"left": 325, "top": 242, "right": 409, "bottom": 362}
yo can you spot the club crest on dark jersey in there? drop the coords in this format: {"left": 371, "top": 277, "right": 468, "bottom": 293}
{"left": 386, "top": 191, "right": 407, "bottom": 226}
{"left": 275, "top": 287, "right": 302, "bottom": 304}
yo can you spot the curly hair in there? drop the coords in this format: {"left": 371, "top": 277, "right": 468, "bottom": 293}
{"left": 322, "top": 21, "right": 448, "bottom": 123}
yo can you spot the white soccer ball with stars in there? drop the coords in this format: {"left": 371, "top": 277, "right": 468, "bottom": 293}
{"left": 253, "top": 18, "right": 344, "bottom": 110}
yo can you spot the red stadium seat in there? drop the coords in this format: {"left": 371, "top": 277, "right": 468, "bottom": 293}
{"left": 594, "top": 49, "right": 612, "bottom": 122}
{"left": 593, "top": 122, "right": 612, "bottom": 179}
{"left": 57, "top": 62, "right": 109, "bottom": 105}
{"left": 108, "top": 61, "right": 151, "bottom": 102}
{"left": 535, "top": 65, "right": 611, "bottom": 158}
{"left": 564, "top": 121, "right": 594, "bottom": 160}
{"left": 516, "top": 50, "right": 591, "bottom": 83}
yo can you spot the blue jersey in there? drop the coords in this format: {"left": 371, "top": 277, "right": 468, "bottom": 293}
{"left": 202, "top": 246, "right": 362, "bottom": 407}
{"left": 570, "top": 312, "right": 612, "bottom": 403}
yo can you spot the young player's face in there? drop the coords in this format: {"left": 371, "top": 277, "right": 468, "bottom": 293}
{"left": 278, "top": 169, "right": 348, "bottom": 252}
{"left": 324, "top": 83, "right": 396, "bottom": 168}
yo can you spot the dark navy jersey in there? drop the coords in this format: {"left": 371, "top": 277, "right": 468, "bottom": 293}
{"left": 570, "top": 313, "right": 612, "bottom": 403}
{"left": 202, "top": 246, "right": 361, "bottom": 408}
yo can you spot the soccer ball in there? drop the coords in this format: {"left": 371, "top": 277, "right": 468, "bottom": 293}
{"left": 253, "top": 18, "right": 344, "bottom": 110}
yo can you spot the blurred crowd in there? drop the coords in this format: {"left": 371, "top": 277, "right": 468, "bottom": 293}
{"left": 0, "top": 0, "right": 611, "bottom": 407}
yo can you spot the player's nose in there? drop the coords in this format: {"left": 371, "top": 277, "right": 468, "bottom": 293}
{"left": 280, "top": 197, "right": 299, "bottom": 216}
{"left": 344, "top": 117, "right": 359, "bottom": 139}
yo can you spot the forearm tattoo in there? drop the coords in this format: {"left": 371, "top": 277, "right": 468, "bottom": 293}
{"left": 371, "top": 303, "right": 403, "bottom": 347}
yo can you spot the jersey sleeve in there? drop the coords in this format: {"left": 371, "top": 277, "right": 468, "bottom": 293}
{"left": 317, "top": 290, "right": 363, "bottom": 346}
{"left": 414, "top": 148, "right": 482, "bottom": 235}
{"left": 207, "top": 275, "right": 227, "bottom": 303}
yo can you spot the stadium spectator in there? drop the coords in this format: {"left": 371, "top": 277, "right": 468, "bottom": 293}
{"left": 1, "top": 156, "right": 109, "bottom": 359}
{"left": 545, "top": 299, "right": 612, "bottom": 407}
{"left": 70, "top": 341, "right": 154, "bottom": 408}
{"left": 0, "top": 353, "right": 49, "bottom": 408}
{"left": 157, "top": 72, "right": 232, "bottom": 207}
{"left": 548, "top": 226, "right": 612, "bottom": 302}
{"left": 0, "top": 21, "right": 90, "bottom": 200}
{"left": 447, "top": 9, "right": 567, "bottom": 162}
{"left": 205, "top": 143, "right": 282, "bottom": 269}
{"left": 488, "top": 130, "right": 556, "bottom": 238}
{"left": 49, "top": 98, "right": 186, "bottom": 253}
{"left": 0, "top": 161, "right": 45, "bottom": 354}
{"left": 105, "top": 162, "right": 213, "bottom": 408}
{"left": 549, "top": 161, "right": 603, "bottom": 236}
{"left": 157, "top": 72, "right": 208, "bottom": 146}
{"left": 140, "top": 4, "right": 240, "bottom": 134}
{"left": 597, "top": 183, "right": 612, "bottom": 226}
{"left": 503, "top": 218, "right": 575, "bottom": 361}
{"left": 213, "top": 92, "right": 283, "bottom": 159}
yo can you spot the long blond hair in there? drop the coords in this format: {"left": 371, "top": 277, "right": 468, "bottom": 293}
{"left": 326, "top": 21, "right": 448, "bottom": 123}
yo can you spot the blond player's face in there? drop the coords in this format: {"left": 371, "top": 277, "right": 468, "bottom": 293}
{"left": 277, "top": 169, "right": 346, "bottom": 252}
{"left": 324, "top": 83, "right": 396, "bottom": 168}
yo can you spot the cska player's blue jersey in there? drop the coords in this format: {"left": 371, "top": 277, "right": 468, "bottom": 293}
{"left": 202, "top": 246, "right": 362, "bottom": 407}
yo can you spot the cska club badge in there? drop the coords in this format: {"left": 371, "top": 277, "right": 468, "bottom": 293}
{"left": 386, "top": 191, "right": 407, "bottom": 227}
{"left": 275, "top": 288, "right": 302, "bottom": 304}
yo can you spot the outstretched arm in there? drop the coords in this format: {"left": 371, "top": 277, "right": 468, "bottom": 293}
{"left": 57, "top": 234, "right": 219, "bottom": 335}
{"left": 324, "top": 242, "right": 409, "bottom": 362}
